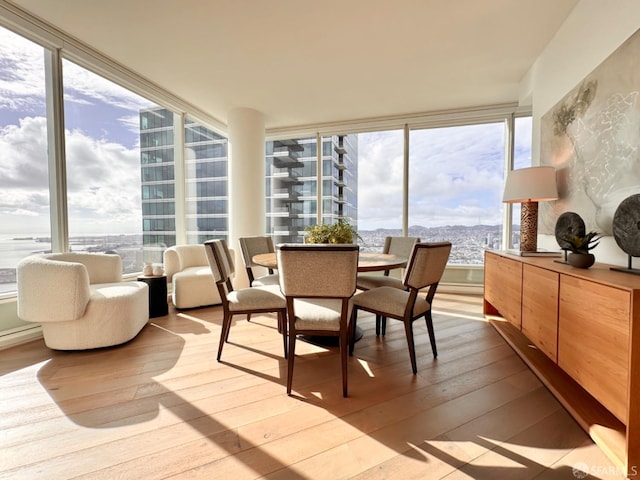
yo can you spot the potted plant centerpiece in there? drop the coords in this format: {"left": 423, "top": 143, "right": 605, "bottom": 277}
{"left": 304, "top": 219, "right": 361, "bottom": 244}
{"left": 563, "top": 230, "right": 601, "bottom": 268}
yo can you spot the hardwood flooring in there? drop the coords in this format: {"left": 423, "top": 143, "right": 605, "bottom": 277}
{"left": 0, "top": 293, "right": 625, "bottom": 479}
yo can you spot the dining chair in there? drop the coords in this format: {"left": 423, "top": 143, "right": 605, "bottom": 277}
{"left": 277, "top": 243, "right": 359, "bottom": 397}
{"left": 350, "top": 241, "right": 452, "bottom": 374}
{"left": 238, "top": 236, "right": 280, "bottom": 287}
{"left": 204, "top": 239, "right": 287, "bottom": 361}
{"left": 356, "top": 236, "right": 420, "bottom": 335}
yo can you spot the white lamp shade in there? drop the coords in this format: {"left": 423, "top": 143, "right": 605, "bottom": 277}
{"left": 502, "top": 166, "right": 558, "bottom": 203}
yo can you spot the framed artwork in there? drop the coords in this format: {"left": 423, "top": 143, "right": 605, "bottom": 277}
{"left": 540, "top": 27, "right": 640, "bottom": 236}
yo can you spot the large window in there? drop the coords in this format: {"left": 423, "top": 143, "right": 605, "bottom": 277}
{"left": 0, "top": 26, "right": 50, "bottom": 296}
{"left": 185, "top": 117, "right": 229, "bottom": 244}
{"left": 356, "top": 130, "right": 403, "bottom": 252}
{"left": 265, "top": 136, "right": 316, "bottom": 243}
{"left": 63, "top": 59, "right": 159, "bottom": 273}
{"left": 409, "top": 122, "right": 506, "bottom": 264}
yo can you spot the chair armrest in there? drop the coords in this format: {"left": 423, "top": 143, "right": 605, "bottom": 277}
{"left": 17, "top": 256, "right": 92, "bottom": 323}
{"left": 163, "top": 247, "right": 181, "bottom": 282}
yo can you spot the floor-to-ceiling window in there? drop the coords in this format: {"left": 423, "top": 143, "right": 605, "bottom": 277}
{"left": 408, "top": 122, "right": 506, "bottom": 265}
{"left": 63, "top": 59, "right": 160, "bottom": 274}
{"left": 184, "top": 117, "right": 228, "bottom": 244}
{"left": 0, "top": 26, "right": 50, "bottom": 297}
{"left": 265, "top": 136, "right": 317, "bottom": 243}
{"left": 140, "top": 107, "right": 176, "bottom": 263}
{"left": 356, "top": 129, "right": 404, "bottom": 252}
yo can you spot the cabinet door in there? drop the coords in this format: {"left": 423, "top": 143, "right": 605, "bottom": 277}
{"left": 484, "top": 253, "right": 522, "bottom": 329}
{"left": 558, "top": 275, "right": 630, "bottom": 422}
{"left": 522, "top": 265, "right": 559, "bottom": 362}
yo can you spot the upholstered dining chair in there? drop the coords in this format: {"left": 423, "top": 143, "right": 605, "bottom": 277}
{"left": 277, "top": 243, "right": 359, "bottom": 397}
{"left": 356, "top": 236, "right": 420, "bottom": 335}
{"left": 238, "top": 236, "right": 280, "bottom": 287}
{"left": 350, "top": 241, "right": 451, "bottom": 374}
{"left": 204, "top": 239, "right": 287, "bottom": 361}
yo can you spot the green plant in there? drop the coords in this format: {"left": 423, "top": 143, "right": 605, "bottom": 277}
{"left": 563, "top": 231, "right": 601, "bottom": 254}
{"left": 304, "top": 219, "right": 362, "bottom": 244}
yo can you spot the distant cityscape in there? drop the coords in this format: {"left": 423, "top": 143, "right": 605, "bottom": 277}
{"left": 358, "top": 224, "right": 507, "bottom": 264}
{"left": 0, "top": 224, "right": 513, "bottom": 293}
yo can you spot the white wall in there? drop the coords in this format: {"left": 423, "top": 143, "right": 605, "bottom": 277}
{"left": 527, "top": 0, "right": 640, "bottom": 266}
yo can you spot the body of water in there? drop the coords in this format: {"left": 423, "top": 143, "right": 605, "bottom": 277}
{"left": 0, "top": 235, "right": 51, "bottom": 269}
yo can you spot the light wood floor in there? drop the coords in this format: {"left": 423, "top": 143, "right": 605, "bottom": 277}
{"left": 0, "top": 293, "right": 625, "bottom": 479}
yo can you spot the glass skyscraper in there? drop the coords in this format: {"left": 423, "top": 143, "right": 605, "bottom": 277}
{"left": 141, "top": 109, "right": 357, "bottom": 254}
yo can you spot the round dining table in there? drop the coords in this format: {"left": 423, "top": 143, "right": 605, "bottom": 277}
{"left": 252, "top": 251, "right": 407, "bottom": 272}
{"left": 251, "top": 250, "right": 407, "bottom": 347}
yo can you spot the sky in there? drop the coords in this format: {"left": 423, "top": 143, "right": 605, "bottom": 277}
{"left": 0, "top": 25, "right": 531, "bottom": 236}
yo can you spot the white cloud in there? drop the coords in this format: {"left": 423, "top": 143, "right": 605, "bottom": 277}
{"left": 62, "top": 60, "right": 154, "bottom": 112}
{"left": 0, "top": 115, "right": 142, "bottom": 234}
{"left": 356, "top": 124, "right": 511, "bottom": 229}
{"left": 0, "top": 29, "right": 46, "bottom": 113}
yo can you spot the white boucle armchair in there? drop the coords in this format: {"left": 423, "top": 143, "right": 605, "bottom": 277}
{"left": 16, "top": 252, "right": 149, "bottom": 350}
{"left": 163, "top": 244, "right": 230, "bottom": 309}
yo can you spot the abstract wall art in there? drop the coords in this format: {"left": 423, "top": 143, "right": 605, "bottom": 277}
{"left": 540, "top": 27, "right": 640, "bottom": 236}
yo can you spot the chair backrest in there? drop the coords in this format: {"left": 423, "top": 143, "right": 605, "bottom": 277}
{"left": 383, "top": 236, "right": 420, "bottom": 257}
{"left": 164, "top": 244, "right": 208, "bottom": 281}
{"left": 204, "top": 239, "right": 235, "bottom": 284}
{"left": 238, "top": 236, "right": 275, "bottom": 268}
{"left": 43, "top": 252, "right": 122, "bottom": 284}
{"left": 277, "top": 244, "right": 359, "bottom": 298}
{"left": 403, "top": 242, "right": 452, "bottom": 291}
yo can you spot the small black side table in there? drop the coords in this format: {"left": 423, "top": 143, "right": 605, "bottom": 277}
{"left": 137, "top": 275, "right": 168, "bottom": 318}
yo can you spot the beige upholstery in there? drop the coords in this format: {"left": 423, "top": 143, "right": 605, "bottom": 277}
{"left": 356, "top": 236, "right": 419, "bottom": 290}
{"left": 350, "top": 242, "right": 451, "bottom": 374}
{"left": 16, "top": 252, "right": 149, "bottom": 350}
{"left": 238, "top": 236, "right": 279, "bottom": 286}
{"left": 356, "top": 236, "right": 420, "bottom": 335}
{"left": 204, "top": 239, "right": 287, "bottom": 361}
{"left": 164, "top": 244, "right": 233, "bottom": 309}
{"left": 277, "top": 243, "right": 359, "bottom": 397}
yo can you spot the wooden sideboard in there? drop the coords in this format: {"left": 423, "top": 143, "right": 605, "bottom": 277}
{"left": 484, "top": 250, "right": 640, "bottom": 477}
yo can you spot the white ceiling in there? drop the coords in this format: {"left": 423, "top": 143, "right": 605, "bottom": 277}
{"left": 10, "top": 0, "right": 578, "bottom": 131}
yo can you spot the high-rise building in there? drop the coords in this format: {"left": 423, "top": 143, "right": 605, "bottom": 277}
{"left": 266, "top": 135, "right": 358, "bottom": 244}
{"left": 141, "top": 112, "right": 357, "bottom": 254}
{"left": 140, "top": 108, "right": 228, "bottom": 262}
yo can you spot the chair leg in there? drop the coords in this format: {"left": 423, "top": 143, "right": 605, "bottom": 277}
{"left": 224, "top": 316, "right": 232, "bottom": 342}
{"left": 381, "top": 316, "right": 387, "bottom": 336}
{"left": 340, "top": 328, "right": 348, "bottom": 397}
{"left": 349, "top": 309, "right": 358, "bottom": 356}
{"left": 247, "top": 313, "right": 251, "bottom": 322}
{"left": 217, "top": 313, "right": 231, "bottom": 361}
{"left": 375, "top": 314, "right": 381, "bottom": 336}
{"left": 425, "top": 311, "right": 437, "bottom": 358}
{"left": 286, "top": 320, "right": 296, "bottom": 395}
{"left": 404, "top": 319, "right": 418, "bottom": 374}
{"left": 280, "top": 311, "right": 288, "bottom": 359}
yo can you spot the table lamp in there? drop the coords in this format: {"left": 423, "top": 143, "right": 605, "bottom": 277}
{"left": 502, "top": 166, "right": 558, "bottom": 252}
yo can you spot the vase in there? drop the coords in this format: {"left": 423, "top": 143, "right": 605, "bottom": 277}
{"left": 152, "top": 264, "right": 164, "bottom": 276}
{"left": 143, "top": 262, "right": 153, "bottom": 276}
{"left": 567, "top": 253, "right": 595, "bottom": 269}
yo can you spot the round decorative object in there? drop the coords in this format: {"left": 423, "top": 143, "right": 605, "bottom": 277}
{"left": 568, "top": 253, "right": 595, "bottom": 269}
{"left": 612, "top": 194, "right": 640, "bottom": 257}
{"left": 555, "top": 212, "right": 586, "bottom": 250}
